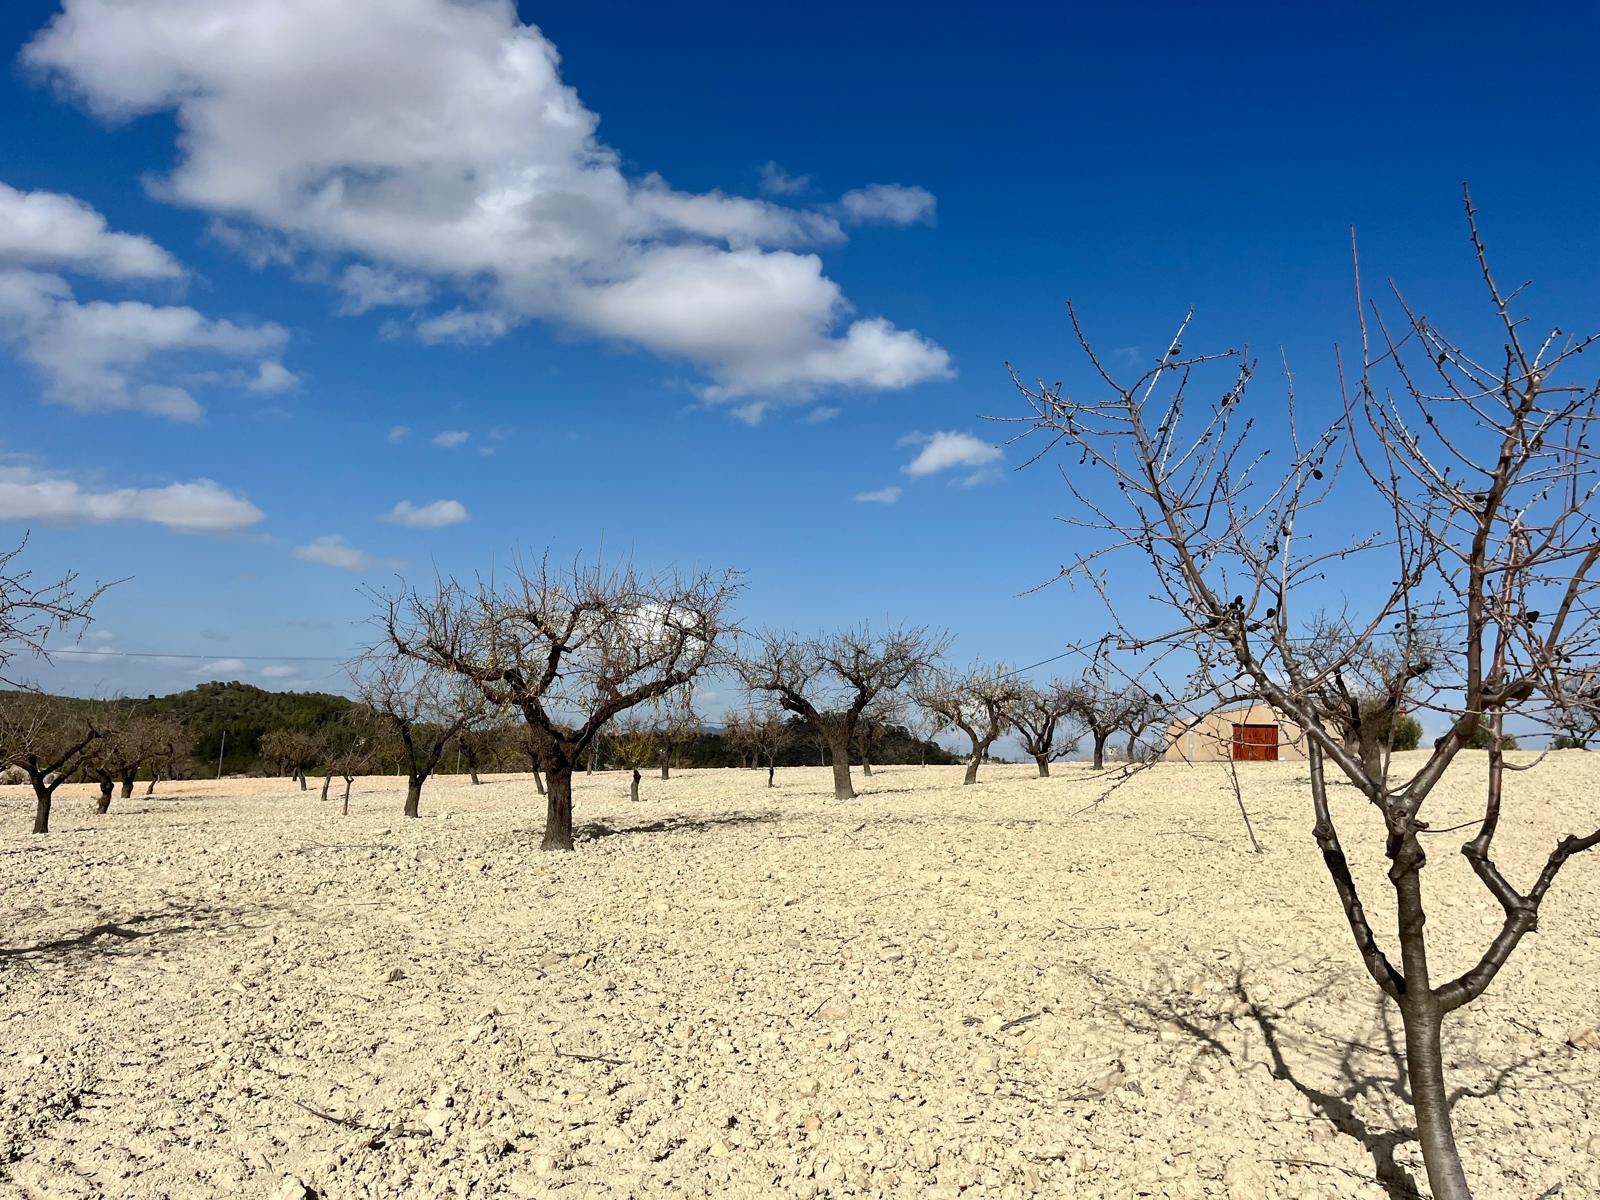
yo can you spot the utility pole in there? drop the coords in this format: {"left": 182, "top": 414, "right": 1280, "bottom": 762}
{"left": 216, "top": 729, "right": 227, "bottom": 780}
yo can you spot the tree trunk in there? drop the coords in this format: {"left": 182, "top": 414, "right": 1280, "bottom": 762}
{"left": 1391, "top": 833, "right": 1472, "bottom": 1199}
{"left": 97, "top": 778, "right": 113, "bottom": 814}
{"left": 404, "top": 777, "right": 423, "bottom": 819}
{"left": 120, "top": 770, "right": 136, "bottom": 799}
{"left": 630, "top": 769, "right": 641, "bottom": 803}
{"left": 342, "top": 777, "right": 353, "bottom": 815}
{"left": 32, "top": 780, "right": 51, "bottom": 834}
{"left": 321, "top": 772, "right": 333, "bottom": 801}
{"left": 469, "top": 767, "right": 480, "bottom": 785}
{"left": 862, "top": 756, "right": 873, "bottom": 777}
{"left": 146, "top": 773, "right": 159, "bottom": 796}
{"left": 542, "top": 762, "right": 575, "bottom": 852}
{"left": 1092, "top": 731, "right": 1108, "bottom": 770}
{"left": 828, "top": 734, "right": 856, "bottom": 799}
{"left": 963, "top": 756, "right": 981, "bottom": 785}
{"left": 767, "top": 762, "right": 776, "bottom": 788}
{"left": 297, "top": 768, "right": 308, "bottom": 791}
{"left": 1127, "top": 732, "right": 1138, "bottom": 761}
{"left": 1035, "top": 754, "right": 1051, "bottom": 778}
{"left": 533, "top": 767, "right": 547, "bottom": 796}
{"left": 587, "top": 744, "right": 598, "bottom": 774}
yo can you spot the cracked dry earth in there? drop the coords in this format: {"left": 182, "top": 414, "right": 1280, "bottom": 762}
{"left": 2, "top": 754, "right": 1599, "bottom": 1200}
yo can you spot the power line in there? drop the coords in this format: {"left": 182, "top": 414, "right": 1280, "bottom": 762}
{"left": 45, "top": 648, "right": 352, "bottom": 663}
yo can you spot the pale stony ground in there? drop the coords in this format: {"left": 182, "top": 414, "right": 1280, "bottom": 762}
{"left": 2, "top": 754, "right": 1598, "bottom": 1200}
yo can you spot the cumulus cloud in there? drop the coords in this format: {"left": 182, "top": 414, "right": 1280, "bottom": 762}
{"left": 292, "top": 535, "right": 373, "bottom": 571}
{"left": 837, "top": 184, "right": 936, "bottom": 227}
{"left": 0, "top": 265, "right": 291, "bottom": 419}
{"left": 24, "top": 0, "right": 949, "bottom": 406}
{"left": 899, "top": 430, "right": 1003, "bottom": 484}
{"left": 854, "top": 486, "right": 902, "bottom": 504}
{"left": 432, "top": 430, "right": 469, "bottom": 448}
{"left": 382, "top": 498, "right": 468, "bottom": 528}
{"left": 0, "top": 181, "right": 183, "bottom": 279}
{"left": 0, "top": 464, "right": 264, "bottom": 532}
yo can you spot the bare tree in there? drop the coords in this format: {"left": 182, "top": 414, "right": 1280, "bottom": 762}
{"left": 354, "top": 650, "right": 483, "bottom": 818}
{"left": 456, "top": 706, "right": 515, "bottom": 784}
{"left": 0, "top": 534, "right": 111, "bottom": 689}
{"left": 1004, "top": 679, "right": 1081, "bottom": 777}
{"left": 852, "top": 691, "right": 904, "bottom": 777}
{"left": 382, "top": 557, "right": 740, "bottom": 851}
{"left": 608, "top": 712, "right": 656, "bottom": 802}
{"left": 1301, "top": 612, "right": 1439, "bottom": 778}
{"left": 1062, "top": 674, "right": 1141, "bottom": 770}
{"left": 258, "top": 728, "right": 323, "bottom": 790}
{"left": 652, "top": 687, "right": 700, "bottom": 780}
{"left": 737, "top": 625, "right": 946, "bottom": 800}
{"left": 912, "top": 663, "right": 1020, "bottom": 785}
{"left": 0, "top": 695, "right": 101, "bottom": 833}
{"left": 1004, "top": 191, "right": 1600, "bottom": 1198}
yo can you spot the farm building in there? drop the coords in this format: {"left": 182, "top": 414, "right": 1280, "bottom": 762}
{"left": 1163, "top": 702, "right": 1307, "bottom": 763}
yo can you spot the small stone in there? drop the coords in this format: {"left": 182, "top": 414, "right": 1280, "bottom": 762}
{"left": 382, "top": 968, "right": 406, "bottom": 984}
{"left": 797, "top": 1076, "right": 820, "bottom": 1097}
{"left": 21, "top": 1053, "right": 46, "bottom": 1068}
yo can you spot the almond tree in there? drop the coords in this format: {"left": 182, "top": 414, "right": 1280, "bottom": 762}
{"left": 381, "top": 557, "right": 740, "bottom": 851}
{"left": 0, "top": 534, "right": 110, "bottom": 689}
{"left": 259, "top": 728, "right": 323, "bottom": 790}
{"left": 737, "top": 625, "right": 946, "bottom": 800}
{"left": 1003, "top": 191, "right": 1600, "bottom": 1198}
{"left": 1004, "top": 679, "right": 1081, "bottom": 777}
{"left": 353, "top": 651, "right": 483, "bottom": 818}
{"left": 853, "top": 691, "right": 904, "bottom": 776}
{"left": 1062, "top": 674, "right": 1142, "bottom": 769}
{"left": 456, "top": 706, "right": 515, "bottom": 784}
{"left": 912, "top": 663, "right": 1021, "bottom": 784}
{"left": 0, "top": 695, "right": 100, "bottom": 834}
{"left": 652, "top": 687, "right": 700, "bottom": 780}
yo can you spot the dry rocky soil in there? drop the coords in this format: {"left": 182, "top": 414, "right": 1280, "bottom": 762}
{"left": 2, "top": 754, "right": 1598, "bottom": 1200}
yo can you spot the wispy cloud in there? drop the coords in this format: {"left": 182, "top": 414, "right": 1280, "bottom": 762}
{"left": 432, "top": 430, "right": 469, "bottom": 448}
{"left": 854, "top": 486, "right": 902, "bottom": 504}
{"left": 292, "top": 535, "right": 374, "bottom": 571}
{"left": 758, "top": 161, "right": 810, "bottom": 196}
{"left": 382, "top": 498, "right": 469, "bottom": 528}
{"left": 804, "top": 405, "right": 840, "bottom": 424}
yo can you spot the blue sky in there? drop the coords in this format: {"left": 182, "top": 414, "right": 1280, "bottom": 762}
{"left": 4, "top": 0, "right": 1599, "bottom": 710}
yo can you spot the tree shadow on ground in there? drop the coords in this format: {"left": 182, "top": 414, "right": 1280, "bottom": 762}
{"left": 0, "top": 905, "right": 236, "bottom": 965}
{"left": 1127, "top": 970, "right": 1593, "bottom": 1199}
{"left": 570, "top": 811, "right": 783, "bottom": 843}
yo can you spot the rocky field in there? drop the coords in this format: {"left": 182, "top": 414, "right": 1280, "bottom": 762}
{"left": 1, "top": 754, "right": 1598, "bottom": 1200}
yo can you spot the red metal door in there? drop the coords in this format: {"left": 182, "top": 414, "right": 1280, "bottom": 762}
{"left": 1231, "top": 724, "right": 1279, "bottom": 762}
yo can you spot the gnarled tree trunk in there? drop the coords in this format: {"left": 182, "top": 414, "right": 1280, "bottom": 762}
{"left": 33, "top": 783, "right": 52, "bottom": 835}
{"left": 96, "top": 778, "right": 113, "bottom": 814}
{"left": 146, "top": 773, "right": 159, "bottom": 796}
{"left": 320, "top": 772, "right": 333, "bottom": 801}
{"left": 767, "top": 762, "right": 776, "bottom": 788}
{"left": 630, "top": 769, "right": 641, "bottom": 803}
{"left": 404, "top": 777, "right": 423, "bottom": 819}
{"left": 827, "top": 732, "right": 856, "bottom": 799}
{"left": 543, "top": 763, "right": 575, "bottom": 851}
{"left": 1092, "top": 730, "right": 1109, "bottom": 770}
{"left": 1035, "top": 754, "right": 1051, "bottom": 777}
{"left": 119, "top": 769, "right": 136, "bottom": 799}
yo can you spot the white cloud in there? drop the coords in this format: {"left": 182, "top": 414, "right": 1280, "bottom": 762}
{"left": 338, "top": 263, "right": 432, "bottom": 314}
{"left": 432, "top": 430, "right": 469, "bottom": 448}
{"left": 804, "top": 405, "right": 840, "bottom": 424}
{"left": 247, "top": 360, "right": 298, "bottom": 392}
{"left": 0, "top": 181, "right": 183, "bottom": 279}
{"left": 0, "top": 465, "right": 264, "bottom": 532}
{"left": 195, "top": 657, "right": 246, "bottom": 675}
{"left": 758, "top": 162, "right": 811, "bottom": 196}
{"left": 854, "top": 486, "right": 902, "bottom": 504}
{"left": 387, "top": 424, "right": 411, "bottom": 442}
{"left": 0, "top": 265, "right": 290, "bottom": 419}
{"left": 292, "top": 535, "right": 373, "bottom": 571}
{"left": 25, "top": 0, "right": 949, "bottom": 407}
{"left": 382, "top": 498, "right": 468, "bottom": 528}
{"left": 900, "top": 430, "right": 1003, "bottom": 480}
{"left": 259, "top": 664, "right": 298, "bottom": 678}
{"left": 837, "top": 184, "right": 936, "bottom": 227}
